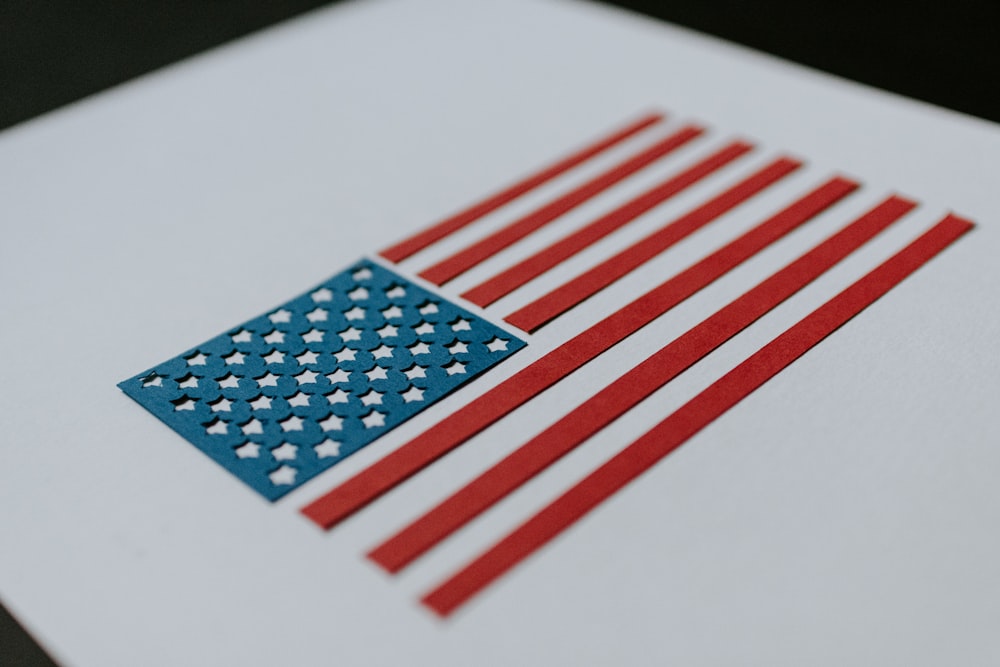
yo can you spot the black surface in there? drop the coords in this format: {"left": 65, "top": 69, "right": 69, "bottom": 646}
{"left": 1, "top": 1, "right": 996, "bottom": 664}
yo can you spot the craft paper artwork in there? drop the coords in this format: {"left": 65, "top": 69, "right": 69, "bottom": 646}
{"left": 118, "top": 261, "right": 525, "bottom": 500}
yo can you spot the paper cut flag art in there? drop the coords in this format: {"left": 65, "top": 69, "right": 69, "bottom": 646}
{"left": 120, "top": 110, "right": 974, "bottom": 615}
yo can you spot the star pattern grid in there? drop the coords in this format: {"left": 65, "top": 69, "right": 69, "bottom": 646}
{"left": 118, "top": 260, "right": 525, "bottom": 501}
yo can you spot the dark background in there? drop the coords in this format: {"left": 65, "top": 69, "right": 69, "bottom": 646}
{"left": 1, "top": 0, "right": 997, "bottom": 663}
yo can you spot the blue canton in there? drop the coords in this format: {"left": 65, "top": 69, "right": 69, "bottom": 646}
{"left": 119, "top": 260, "right": 525, "bottom": 501}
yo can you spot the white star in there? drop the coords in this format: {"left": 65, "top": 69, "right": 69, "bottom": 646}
{"left": 235, "top": 442, "right": 260, "bottom": 459}
{"left": 141, "top": 373, "right": 163, "bottom": 388}
{"left": 362, "top": 411, "right": 386, "bottom": 428}
{"left": 408, "top": 341, "right": 431, "bottom": 355}
{"left": 444, "top": 361, "right": 467, "bottom": 376}
{"left": 241, "top": 418, "right": 264, "bottom": 435}
{"left": 326, "top": 368, "right": 351, "bottom": 384}
{"left": 256, "top": 372, "right": 280, "bottom": 388}
{"left": 377, "top": 323, "right": 399, "bottom": 338}
{"left": 294, "top": 369, "right": 318, "bottom": 385}
{"left": 344, "top": 306, "right": 366, "bottom": 321}
{"left": 371, "top": 344, "right": 394, "bottom": 360}
{"left": 311, "top": 287, "right": 333, "bottom": 302}
{"left": 269, "top": 309, "right": 292, "bottom": 324}
{"left": 359, "top": 389, "right": 383, "bottom": 406}
{"left": 403, "top": 364, "right": 426, "bottom": 380}
{"left": 249, "top": 395, "right": 273, "bottom": 410}
{"left": 401, "top": 386, "right": 424, "bottom": 403}
{"left": 231, "top": 329, "right": 252, "bottom": 344}
{"left": 419, "top": 302, "right": 439, "bottom": 315}
{"left": 263, "top": 330, "right": 285, "bottom": 344}
{"left": 325, "top": 388, "right": 350, "bottom": 404}
{"left": 486, "top": 337, "right": 509, "bottom": 352}
{"left": 348, "top": 286, "right": 369, "bottom": 301}
{"left": 314, "top": 439, "right": 341, "bottom": 458}
{"left": 296, "top": 350, "right": 319, "bottom": 365}
{"left": 451, "top": 318, "right": 472, "bottom": 332}
{"left": 223, "top": 351, "right": 245, "bottom": 365}
{"left": 302, "top": 329, "right": 324, "bottom": 344}
{"left": 280, "top": 415, "right": 304, "bottom": 432}
{"left": 269, "top": 465, "right": 297, "bottom": 486}
{"left": 339, "top": 327, "right": 362, "bottom": 342}
{"left": 271, "top": 443, "right": 298, "bottom": 461}
{"left": 263, "top": 349, "right": 285, "bottom": 364}
{"left": 334, "top": 348, "right": 356, "bottom": 363}
{"left": 319, "top": 414, "right": 343, "bottom": 431}
{"left": 381, "top": 305, "right": 404, "bottom": 319}
{"left": 352, "top": 267, "right": 373, "bottom": 281}
{"left": 176, "top": 374, "right": 199, "bottom": 389}
{"left": 446, "top": 341, "right": 468, "bottom": 355}
{"left": 172, "top": 396, "right": 196, "bottom": 411}
{"left": 186, "top": 352, "right": 208, "bottom": 366}
{"left": 209, "top": 397, "right": 232, "bottom": 412}
{"left": 217, "top": 374, "right": 241, "bottom": 389}
{"left": 386, "top": 286, "right": 406, "bottom": 299}
{"left": 306, "top": 307, "right": 328, "bottom": 323}
{"left": 286, "top": 391, "right": 311, "bottom": 407}
{"left": 414, "top": 322, "right": 436, "bottom": 336}
{"left": 365, "top": 366, "right": 388, "bottom": 382}
{"left": 205, "top": 419, "right": 228, "bottom": 435}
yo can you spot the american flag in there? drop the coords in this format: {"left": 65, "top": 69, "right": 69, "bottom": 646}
{"left": 120, "top": 110, "right": 972, "bottom": 616}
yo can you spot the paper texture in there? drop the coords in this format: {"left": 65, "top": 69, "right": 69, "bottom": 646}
{"left": 1, "top": 0, "right": 998, "bottom": 664}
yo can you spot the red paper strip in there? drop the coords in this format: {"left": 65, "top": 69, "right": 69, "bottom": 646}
{"left": 370, "top": 193, "right": 917, "bottom": 574}
{"left": 418, "top": 125, "right": 705, "bottom": 285}
{"left": 421, "top": 214, "right": 974, "bottom": 617}
{"left": 300, "top": 177, "right": 856, "bottom": 530}
{"left": 461, "top": 141, "right": 754, "bottom": 307}
{"left": 504, "top": 156, "right": 804, "bottom": 332}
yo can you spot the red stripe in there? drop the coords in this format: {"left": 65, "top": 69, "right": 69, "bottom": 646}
{"left": 418, "top": 125, "right": 705, "bottom": 285}
{"left": 421, "top": 214, "right": 974, "bottom": 616}
{"left": 505, "top": 156, "right": 803, "bottom": 332}
{"left": 461, "top": 141, "right": 753, "bottom": 307}
{"left": 380, "top": 113, "right": 665, "bottom": 262}
{"left": 371, "top": 192, "right": 917, "bottom": 574}
{"left": 299, "top": 177, "right": 856, "bottom": 530}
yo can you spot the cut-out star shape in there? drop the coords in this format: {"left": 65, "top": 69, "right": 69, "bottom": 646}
{"left": 325, "top": 388, "right": 350, "bottom": 405}
{"left": 446, "top": 341, "right": 468, "bottom": 355}
{"left": 235, "top": 442, "right": 260, "bottom": 459}
{"left": 256, "top": 372, "right": 280, "bottom": 388}
{"left": 186, "top": 352, "right": 208, "bottom": 366}
{"left": 263, "top": 330, "right": 285, "bottom": 345}
{"left": 263, "top": 350, "right": 285, "bottom": 365}
{"left": 444, "top": 360, "right": 467, "bottom": 375}
{"left": 280, "top": 415, "right": 304, "bottom": 432}
{"left": 377, "top": 323, "right": 399, "bottom": 338}
{"left": 294, "top": 369, "right": 318, "bottom": 385}
{"left": 334, "top": 348, "right": 357, "bottom": 363}
{"left": 403, "top": 364, "right": 426, "bottom": 380}
{"left": 359, "top": 389, "right": 383, "bottom": 406}
{"left": 371, "top": 344, "right": 394, "bottom": 360}
{"left": 223, "top": 351, "right": 245, "bottom": 365}
{"left": 231, "top": 329, "right": 252, "bottom": 344}
{"left": 249, "top": 395, "right": 273, "bottom": 410}
{"left": 319, "top": 414, "right": 343, "bottom": 431}
{"left": 326, "top": 368, "right": 351, "bottom": 384}
{"left": 362, "top": 411, "right": 386, "bottom": 428}
{"left": 306, "top": 307, "right": 328, "bottom": 323}
{"left": 365, "top": 366, "right": 388, "bottom": 382}
{"left": 408, "top": 341, "right": 431, "bottom": 355}
{"left": 381, "top": 305, "right": 403, "bottom": 319}
{"left": 419, "top": 302, "right": 439, "bottom": 315}
{"left": 311, "top": 287, "right": 333, "bottom": 302}
{"left": 401, "top": 386, "right": 424, "bottom": 403}
{"left": 353, "top": 267, "right": 373, "bottom": 281}
{"left": 414, "top": 322, "right": 436, "bottom": 336}
{"left": 205, "top": 419, "right": 228, "bottom": 435}
{"left": 486, "top": 337, "right": 509, "bottom": 352}
{"left": 339, "top": 327, "right": 362, "bottom": 342}
{"left": 348, "top": 286, "right": 369, "bottom": 301}
{"left": 269, "top": 465, "right": 297, "bottom": 486}
{"left": 314, "top": 439, "right": 341, "bottom": 458}
{"left": 296, "top": 350, "right": 319, "bottom": 366}
{"left": 269, "top": 309, "right": 292, "bottom": 324}
{"left": 271, "top": 443, "right": 298, "bottom": 461}
{"left": 344, "top": 306, "right": 366, "bottom": 321}
{"left": 141, "top": 373, "right": 163, "bottom": 388}
{"left": 302, "top": 329, "right": 324, "bottom": 343}
{"left": 217, "top": 374, "right": 241, "bottom": 389}
{"left": 241, "top": 418, "right": 264, "bottom": 435}
{"left": 172, "top": 396, "right": 196, "bottom": 411}
{"left": 209, "top": 397, "right": 233, "bottom": 412}
{"left": 451, "top": 318, "right": 472, "bottom": 332}
{"left": 286, "top": 391, "right": 311, "bottom": 407}
{"left": 176, "top": 374, "right": 199, "bottom": 389}
{"left": 386, "top": 285, "right": 406, "bottom": 299}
